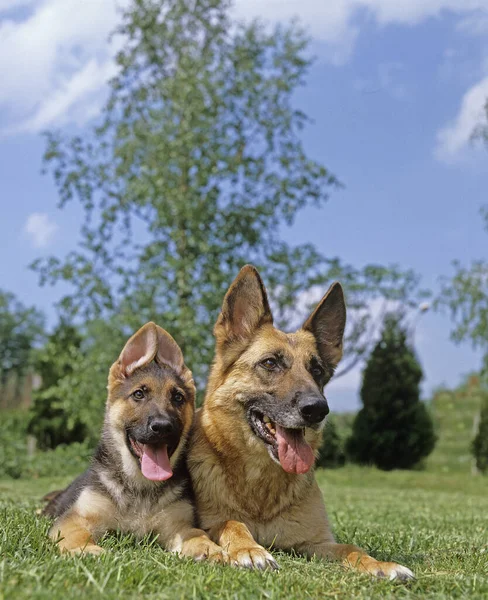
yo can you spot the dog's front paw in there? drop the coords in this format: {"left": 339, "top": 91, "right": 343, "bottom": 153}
{"left": 180, "top": 538, "right": 228, "bottom": 564}
{"left": 373, "top": 562, "right": 415, "bottom": 581}
{"left": 67, "top": 544, "right": 105, "bottom": 556}
{"left": 229, "top": 545, "right": 279, "bottom": 571}
{"left": 348, "top": 555, "right": 414, "bottom": 581}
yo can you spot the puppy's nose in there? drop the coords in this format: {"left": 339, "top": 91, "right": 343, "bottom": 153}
{"left": 298, "top": 396, "right": 329, "bottom": 424}
{"left": 148, "top": 417, "right": 174, "bottom": 436}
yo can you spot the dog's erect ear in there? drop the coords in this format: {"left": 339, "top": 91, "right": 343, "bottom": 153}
{"left": 215, "top": 265, "right": 273, "bottom": 344}
{"left": 118, "top": 322, "right": 185, "bottom": 377}
{"left": 154, "top": 325, "right": 185, "bottom": 375}
{"left": 302, "top": 282, "right": 346, "bottom": 369}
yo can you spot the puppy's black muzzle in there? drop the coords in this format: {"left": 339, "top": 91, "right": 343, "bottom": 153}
{"left": 129, "top": 414, "right": 182, "bottom": 448}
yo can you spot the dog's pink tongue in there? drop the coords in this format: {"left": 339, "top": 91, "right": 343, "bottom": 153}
{"left": 141, "top": 444, "right": 173, "bottom": 481}
{"left": 275, "top": 425, "right": 314, "bottom": 474}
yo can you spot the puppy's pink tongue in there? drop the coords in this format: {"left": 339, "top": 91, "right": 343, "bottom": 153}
{"left": 141, "top": 444, "right": 173, "bottom": 481}
{"left": 275, "top": 425, "right": 314, "bottom": 474}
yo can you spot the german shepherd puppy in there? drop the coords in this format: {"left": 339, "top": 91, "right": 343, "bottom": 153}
{"left": 43, "top": 322, "right": 224, "bottom": 562}
{"left": 188, "top": 266, "right": 414, "bottom": 579}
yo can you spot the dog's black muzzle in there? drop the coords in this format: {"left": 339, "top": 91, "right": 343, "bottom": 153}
{"left": 247, "top": 391, "right": 329, "bottom": 430}
{"left": 297, "top": 394, "right": 329, "bottom": 425}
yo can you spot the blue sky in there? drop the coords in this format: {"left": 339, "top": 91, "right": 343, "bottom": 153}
{"left": 1, "top": 0, "right": 488, "bottom": 410}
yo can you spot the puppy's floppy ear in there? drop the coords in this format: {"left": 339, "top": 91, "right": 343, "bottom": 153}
{"left": 302, "top": 282, "right": 346, "bottom": 370}
{"left": 215, "top": 265, "right": 273, "bottom": 345}
{"left": 119, "top": 322, "right": 158, "bottom": 377}
{"left": 118, "top": 322, "right": 186, "bottom": 378}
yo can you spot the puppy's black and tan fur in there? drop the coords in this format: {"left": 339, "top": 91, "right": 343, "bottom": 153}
{"left": 188, "top": 266, "right": 414, "bottom": 579}
{"left": 43, "top": 322, "right": 224, "bottom": 562}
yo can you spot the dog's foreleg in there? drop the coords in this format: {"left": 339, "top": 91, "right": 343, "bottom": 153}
{"left": 50, "top": 511, "right": 104, "bottom": 556}
{"left": 49, "top": 487, "right": 115, "bottom": 556}
{"left": 209, "top": 520, "right": 279, "bottom": 570}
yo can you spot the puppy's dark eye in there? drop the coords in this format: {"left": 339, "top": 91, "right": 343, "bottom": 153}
{"left": 172, "top": 390, "right": 185, "bottom": 405}
{"left": 261, "top": 358, "right": 278, "bottom": 371}
{"left": 132, "top": 389, "right": 145, "bottom": 401}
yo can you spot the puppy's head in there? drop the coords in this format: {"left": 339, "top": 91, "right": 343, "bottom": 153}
{"left": 107, "top": 322, "right": 195, "bottom": 482}
{"left": 207, "top": 265, "right": 346, "bottom": 476}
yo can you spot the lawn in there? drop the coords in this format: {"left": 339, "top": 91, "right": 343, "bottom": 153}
{"left": 1, "top": 466, "right": 487, "bottom": 600}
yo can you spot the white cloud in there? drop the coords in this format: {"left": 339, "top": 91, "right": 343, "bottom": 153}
{"left": 234, "top": 0, "right": 488, "bottom": 38}
{"left": 234, "top": 0, "right": 488, "bottom": 64}
{"left": 435, "top": 76, "right": 488, "bottom": 162}
{"left": 16, "top": 59, "right": 118, "bottom": 134}
{"left": 0, "top": 0, "right": 126, "bottom": 134}
{"left": 24, "top": 212, "right": 58, "bottom": 247}
{"left": 3, "top": 0, "right": 488, "bottom": 135}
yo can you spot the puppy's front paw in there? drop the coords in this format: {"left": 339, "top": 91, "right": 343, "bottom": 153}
{"left": 180, "top": 538, "right": 228, "bottom": 564}
{"left": 67, "top": 544, "right": 105, "bottom": 556}
{"left": 229, "top": 545, "right": 279, "bottom": 571}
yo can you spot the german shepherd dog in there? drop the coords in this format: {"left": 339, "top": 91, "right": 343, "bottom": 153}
{"left": 43, "top": 322, "right": 224, "bottom": 562}
{"left": 188, "top": 266, "right": 414, "bottom": 579}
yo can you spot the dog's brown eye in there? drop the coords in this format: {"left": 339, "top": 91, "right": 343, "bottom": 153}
{"left": 172, "top": 391, "right": 185, "bottom": 405}
{"left": 132, "top": 389, "right": 145, "bottom": 401}
{"left": 261, "top": 358, "right": 278, "bottom": 371}
{"left": 312, "top": 367, "right": 323, "bottom": 379}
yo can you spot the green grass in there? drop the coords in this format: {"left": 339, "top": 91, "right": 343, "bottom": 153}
{"left": 429, "top": 381, "right": 484, "bottom": 475}
{"left": 1, "top": 467, "right": 487, "bottom": 600}
{"left": 2, "top": 379, "right": 487, "bottom": 599}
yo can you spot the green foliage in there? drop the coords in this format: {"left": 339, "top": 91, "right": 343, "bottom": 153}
{"left": 428, "top": 375, "right": 484, "bottom": 474}
{"left": 28, "top": 323, "right": 88, "bottom": 448}
{"left": 33, "top": 0, "right": 425, "bottom": 392}
{"left": 473, "top": 391, "right": 488, "bottom": 474}
{"left": 347, "top": 314, "right": 436, "bottom": 470}
{"left": 0, "top": 290, "right": 44, "bottom": 386}
{"left": 0, "top": 411, "right": 29, "bottom": 479}
{"left": 0, "top": 411, "right": 91, "bottom": 479}
{"left": 30, "top": 320, "right": 125, "bottom": 448}
{"left": 23, "top": 442, "right": 92, "bottom": 479}
{"left": 50, "top": 320, "right": 126, "bottom": 445}
{"left": 437, "top": 205, "right": 488, "bottom": 378}
{"left": 316, "top": 419, "right": 346, "bottom": 468}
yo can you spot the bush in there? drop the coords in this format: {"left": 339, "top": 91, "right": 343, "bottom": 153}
{"left": 0, "top": 411, "right": 30, "bottom": 479}
{"left": 472, "top": 392, "right": 488, "bottom": 474}
{"left": 0, "top": 410, "right": 92, "bottom": 479}
{"left": 346, "top": 314, "right": 436, "bottom": 470}
{"left": 316, "top": 419, "right": 346, "bottom": 468}
{"left": 28, "top": 323, "right": 89, "bottom": 449}
{"left": 23, "top": 442, "right": 92, "bottom": 479}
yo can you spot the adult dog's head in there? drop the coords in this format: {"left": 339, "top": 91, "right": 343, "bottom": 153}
{"left": 106, "top": 322, "right": 196, "bottom": 483}
{"left": 205, "top": 266, "right": 346, "bottom": 475}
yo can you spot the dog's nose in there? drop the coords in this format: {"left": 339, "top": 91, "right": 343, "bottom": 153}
{"left": 148, "top": 417, "right": 174, "bottom": 437}
{"left": 298, "top": 396, "right": 329, "bottom": 424}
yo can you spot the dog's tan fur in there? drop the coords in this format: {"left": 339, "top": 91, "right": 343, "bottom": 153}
{"left": 44, "top": 322, "right": 224, "bottom": 563}
{"left": 188, "top": 266, "right": 413, "bottom": 579}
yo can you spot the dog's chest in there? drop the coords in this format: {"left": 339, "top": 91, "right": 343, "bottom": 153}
{"left": 223, "top": 464, "right": 307, "bottom": 522}
{"left": 113, "top": 495, "right": 162, "bottom": 536}
{"left": 100, "top": 474, "right": 181, "bottom": 537}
